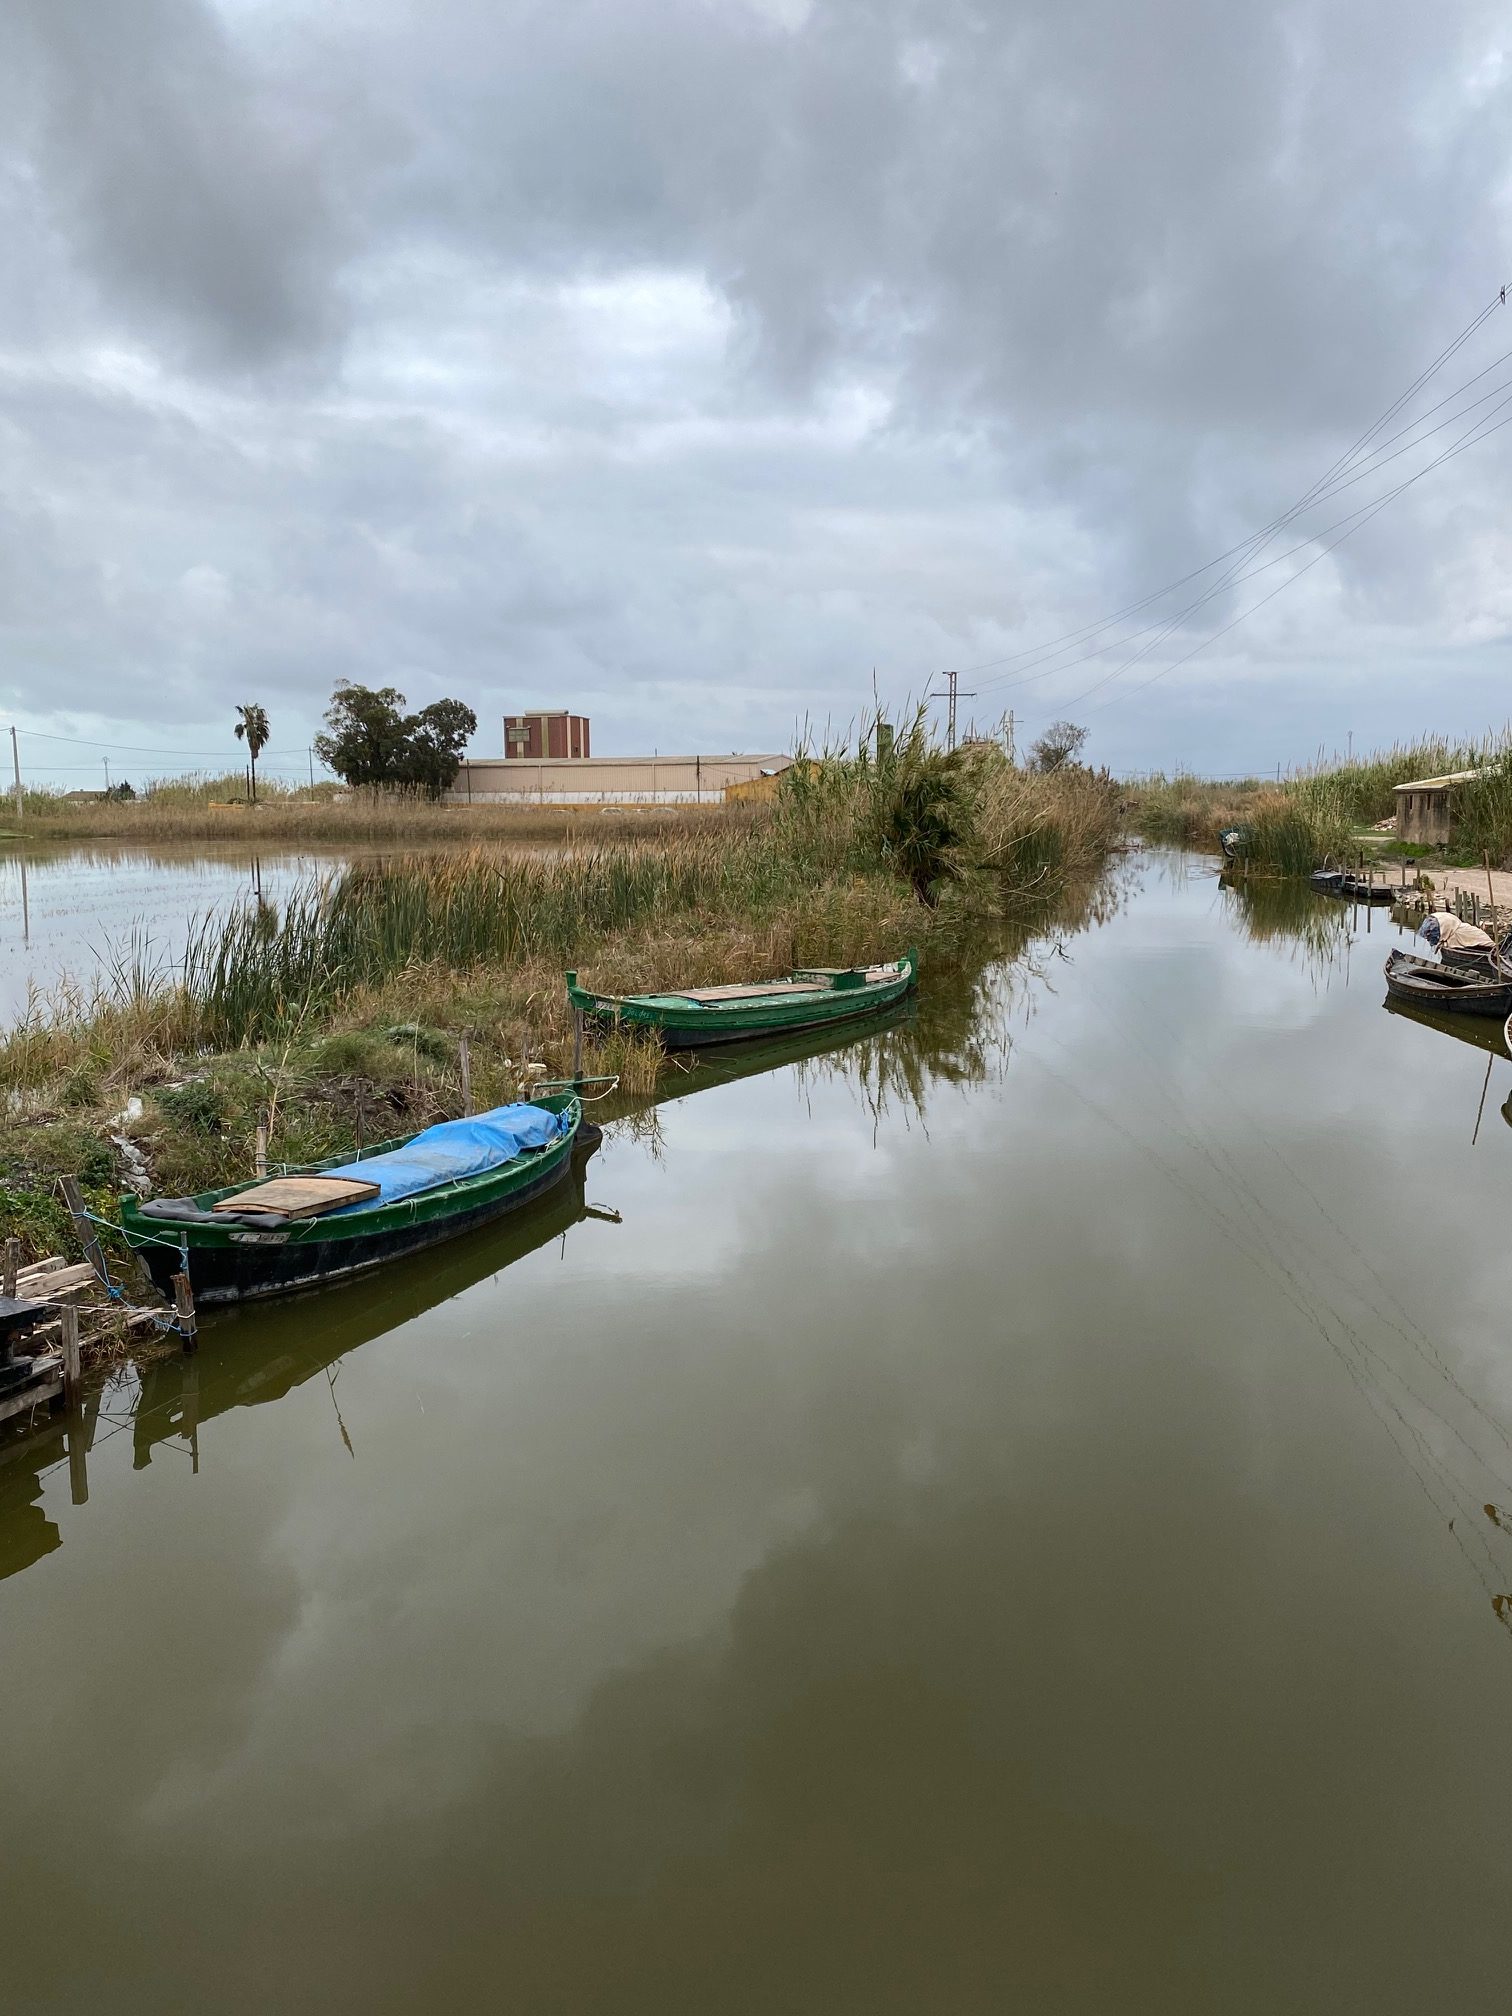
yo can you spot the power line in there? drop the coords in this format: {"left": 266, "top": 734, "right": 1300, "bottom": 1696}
{"left": 14, "top": 727, "right": 296, "bottom": 759}
{"left": 1061, "top": 398, "right": 1512, "bottom": 724}
{"left": 971, "top": 354, "right": 1512, "bottom": 698}
{"left": 919, "top": 281, "right": 1511, "bottom": 695}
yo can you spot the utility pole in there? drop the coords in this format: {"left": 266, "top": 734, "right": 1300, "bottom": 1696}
{"left": 1007, "top": 710, "right": 1016, "bottom": 765}
{"left": 307, "top": 746, "right": 314, "bottom": 788}
{"left": 931, "top": 670, "right": 977, "bottom": 752}
{"left": 103, "top": 757, "right": 111, "bottom": 794}
{"left": 9, "top": 725, "right": 21, "bottom": 823}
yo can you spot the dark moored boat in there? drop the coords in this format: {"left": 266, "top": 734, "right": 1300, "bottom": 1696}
{"left": 1312, "top": 866, "right": 1394, "bottom": 903}
{"left": 121, "top": 1095, "right": 582, "bottom": 1305}
{"left": 566, "top": 950, "right": 917, "bottom": 1049}
{"left": 1382, "top": 948, "right": 1512, "bottom": 1019}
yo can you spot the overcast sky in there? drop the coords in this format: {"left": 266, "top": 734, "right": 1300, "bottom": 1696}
{"left": 2, "top": 0, "right": 1510, "bottom": 786}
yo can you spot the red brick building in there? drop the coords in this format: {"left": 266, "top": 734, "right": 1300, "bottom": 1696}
{"left": 503, "top": 711, "right": 590, "bottom": 760}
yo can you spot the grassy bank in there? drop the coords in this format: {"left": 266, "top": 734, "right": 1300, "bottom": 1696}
{"left": 1127, "top": 731, "right": 1512, "bottom": 874}
{"left": 1, "top": 730, "right": 1120, "bottom": 1300}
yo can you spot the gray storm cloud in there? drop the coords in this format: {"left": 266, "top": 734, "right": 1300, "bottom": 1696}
{"left": 1, "top": 0, "right": 1509, "bottom": 778}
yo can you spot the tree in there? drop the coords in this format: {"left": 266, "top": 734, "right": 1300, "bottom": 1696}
{"left": 314, "top": 682, "right": 478, "bottom": 799}
{"left": 1029, "top": 720, "right": 1088, "bottom": 774}
{"left": 314, "top": 683, "right": 410, "bottom": 788}
{"left": 234, "top": 703, "right": 271, "bottom": 801}
{"left": 398, "top": 698, "right": 478, "bottom": 796}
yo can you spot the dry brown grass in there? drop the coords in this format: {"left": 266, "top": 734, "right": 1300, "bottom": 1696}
{"left": 14, "top": 790, "right": 751, "bottom": 847}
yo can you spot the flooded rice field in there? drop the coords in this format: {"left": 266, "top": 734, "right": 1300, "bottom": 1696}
{"left": 0, "top": 842, "right": 351, "bottom": 1019}
{"left": 0, "top": 838, "right": 561, "bottom": 1021}
{"left": 4, "top": 846, "right": 1512, "bottom": 2012}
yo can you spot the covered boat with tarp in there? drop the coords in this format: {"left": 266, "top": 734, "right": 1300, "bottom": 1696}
{"left": 1382, "top": 948, "right": 1512, "bottom": 1018}
{"left": 1415, "top": 910, "right": 1508, "bottom": 970}
{"left": 121, "top": 1095, "right": 582, "bottom": 1305}
{"left": 566, "top": 950, "right": 917, "bottom": 1049}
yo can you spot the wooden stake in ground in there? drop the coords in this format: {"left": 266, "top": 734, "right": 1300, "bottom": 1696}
{"left": 58, "top": 1175, "right": 108, "bottom": 1287}
{"left": 459, "top": 1032, "right": 473, "bottom": 1117}
{"left": 60, "top": 1302, "right": 81, "bottom": 1411}
{"left": 2, "top": 1236, "right": 16, "bottom": 1300}
{"left": 172, "top": 1272, "right": 198, "bottom": 1352}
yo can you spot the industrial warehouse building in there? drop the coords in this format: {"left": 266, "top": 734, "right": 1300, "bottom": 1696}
{"left": 448, "top": 712, "right": 792, "bottom": 803}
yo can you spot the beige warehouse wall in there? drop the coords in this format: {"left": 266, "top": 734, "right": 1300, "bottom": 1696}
{"left": 447, "top": 755, "right": 791, "bottom": 804}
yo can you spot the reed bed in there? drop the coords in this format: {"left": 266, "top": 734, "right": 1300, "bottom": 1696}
{"left": 1, "top": 726, "right": 1122, "bottom": 1255}
{"left": 9, "top": 782, "right": 738, "bottom": 846}
{"left": 1128, "top": 730, "right": 1512, "bottom": 873}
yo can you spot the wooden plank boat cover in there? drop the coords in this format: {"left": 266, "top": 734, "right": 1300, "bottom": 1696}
{"left": 668, "top": 981, "right": 831, "bottom": 1003}
{"left": 211, "top": 1175, "right": 381, "bottom": 1217}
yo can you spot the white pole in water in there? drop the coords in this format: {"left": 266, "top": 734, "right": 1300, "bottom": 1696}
{"left": 9, "top": 724, "right": 21, "bottom": 823}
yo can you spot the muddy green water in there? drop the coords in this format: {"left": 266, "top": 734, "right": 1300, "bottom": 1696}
{"left": 3, "top": 848, "right": 1511, "bottom": 2012}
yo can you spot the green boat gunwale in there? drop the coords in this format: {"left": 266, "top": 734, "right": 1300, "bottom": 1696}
{"left": 564, "top": 948, "right": 918, "bottom": 1047}
{"left": 119, "top": 1091, "right": 583, "bottom": 1250}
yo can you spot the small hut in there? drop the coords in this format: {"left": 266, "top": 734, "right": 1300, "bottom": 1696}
{"left": 1393, "top": 767, "right": 1493, "bottom": 846}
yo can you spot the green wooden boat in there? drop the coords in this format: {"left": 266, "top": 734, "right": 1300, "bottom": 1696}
{"left": 566, "top": 949, "right": 917, "bottom": 1048}
{"left": 121, "top": 1093, "right": 582, "bottom": 1306}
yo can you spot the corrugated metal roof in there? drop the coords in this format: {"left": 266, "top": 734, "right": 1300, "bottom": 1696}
{"left": 1393, "top": 766, "right": 1495, "bottom": 792}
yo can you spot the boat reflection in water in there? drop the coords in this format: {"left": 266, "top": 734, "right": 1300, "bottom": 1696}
{"left": 1382, "top": 995, "right": 1512, "bottom": 1060}
{"left": 5, "top": 870, "right": 1112, "bottom": 1580}
{"left": 129, "top": 1128, "right": 618, "bottom": 1474}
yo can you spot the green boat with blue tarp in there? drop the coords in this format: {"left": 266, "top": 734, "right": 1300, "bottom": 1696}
{"left": 566, "top": 949, "right": 917, "bottom": 1049}
{"left": 121, "top": 1095, "right": 583, "bottom": 1306}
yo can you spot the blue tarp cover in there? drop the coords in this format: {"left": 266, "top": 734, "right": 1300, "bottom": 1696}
{"left": 323, "top": 1102, "right": 572, "bottom": 1212}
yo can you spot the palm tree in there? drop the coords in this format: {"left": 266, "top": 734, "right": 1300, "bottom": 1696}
{"left": 234, "top": 704, "right": 271, "bottom": 802}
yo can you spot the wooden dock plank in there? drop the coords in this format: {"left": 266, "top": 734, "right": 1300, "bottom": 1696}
{"left": 0, "top": 1374, "right": 64, "bottom": 1427}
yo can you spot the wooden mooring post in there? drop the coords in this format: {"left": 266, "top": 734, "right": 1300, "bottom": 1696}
{"left": 2, "top": 1236, "right": 17, "bottom": 1300}
{"left": 254, "top": 1121, "right": 268, "bottom": 1179}
{"left": 59, "top": 1303, "right": 81, "bottom": 1412}
{"left": 571, "top": 1008, "right": 584, "bottom": 1085}
{"left": 459, "top": 1032, "right": 473, "bottom": 1116}
{"left": 58, "top": 1175, "right": 108, "bottom": 1287}
{"left": 172, "top": 1272, "right": 198, "bottom": 1352}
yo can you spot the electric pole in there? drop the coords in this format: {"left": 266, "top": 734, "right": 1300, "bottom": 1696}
{"left": 930, "top": 670, "right": 977, "bottom": 752}
{"left": 9, "top": 725, "right": 21, "bottom": 824}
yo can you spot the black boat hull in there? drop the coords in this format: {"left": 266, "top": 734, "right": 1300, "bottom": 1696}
{"left": 1382, "top": 950, "right": 1512, "bottom": 1019}
{"left": 134, "top": 1145, "right": 581, "bottom": 1306}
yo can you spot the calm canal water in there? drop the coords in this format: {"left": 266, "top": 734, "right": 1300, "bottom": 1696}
{"left": 4, "top": 847, "right": 1511, "bottom": 2012}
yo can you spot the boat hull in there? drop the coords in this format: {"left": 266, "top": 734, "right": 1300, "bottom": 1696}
{"left": 1382, "top": 951, "right": 1512, "bottom": 1019}
{"left": 567, "top": 951, "right": 917, "bottom": 1050}
{"left": 122, "top": 1097, "right": 584, "bottom": 1306}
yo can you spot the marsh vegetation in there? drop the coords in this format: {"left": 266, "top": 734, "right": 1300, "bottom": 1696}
{"left": 1, "top": 722, "right": 1119, "bottom": 1278}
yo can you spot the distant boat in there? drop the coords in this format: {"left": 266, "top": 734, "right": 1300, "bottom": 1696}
{"left": 1311, "top": 865, "right": 1394, "bottom": 903}
{"left": 1382, "top": 948, "right": 1512, "bottom": 1018}
{"left": 567, "top": 950, "right": 917, "bottom": 1049}
{"left": 1218, "top": 825, "right": 1251, "bottom": 863}
{"left": 121, "top": 1096, "right": 583, "bottom": 1304}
